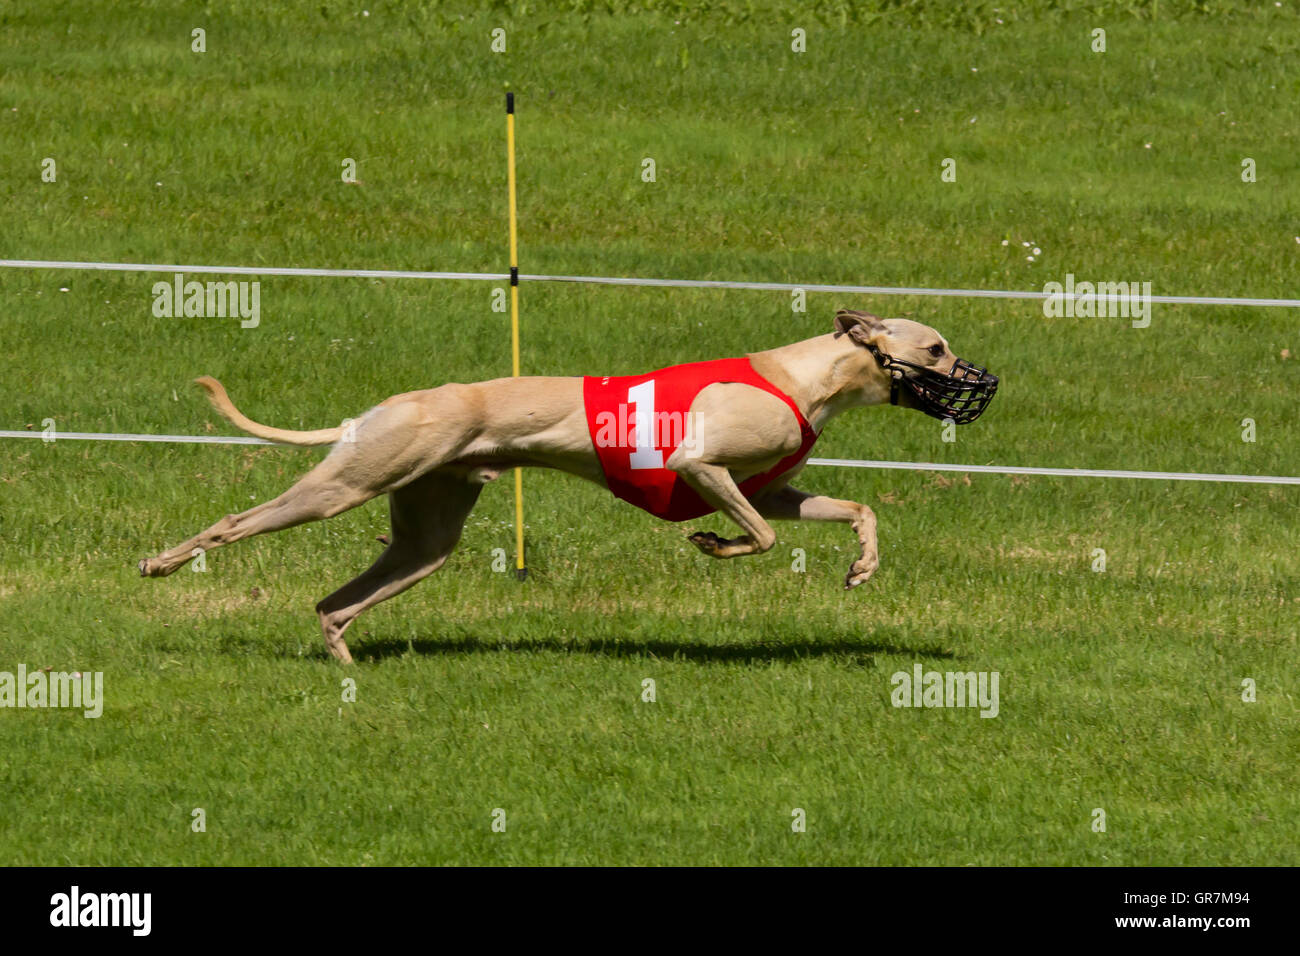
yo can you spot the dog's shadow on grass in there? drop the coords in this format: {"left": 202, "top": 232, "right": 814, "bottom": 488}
{"left": 350, "top": 632, "right": 957, "bottom": 666}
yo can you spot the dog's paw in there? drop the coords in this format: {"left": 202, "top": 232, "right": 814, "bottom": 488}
{"left": 843, "top": 555, "right": 879, "bottom": 590}
{"left": 688, "top": 531, "right": 723, "bottom": 556}
{"left": 139, "top": 555, "right": 174, "bottom": 578}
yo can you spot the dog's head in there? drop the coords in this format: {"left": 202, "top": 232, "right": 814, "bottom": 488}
{"left": 833, "top": 310, "right": 998, "bottom": 424}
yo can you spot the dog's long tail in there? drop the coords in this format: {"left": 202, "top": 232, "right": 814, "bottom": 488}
{"left": 194, "top": 376, "right": 345, "bottom": 446}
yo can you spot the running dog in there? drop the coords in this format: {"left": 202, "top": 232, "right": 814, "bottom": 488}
{"left": 139, "top": 310, "right": 998, "bottom": 662}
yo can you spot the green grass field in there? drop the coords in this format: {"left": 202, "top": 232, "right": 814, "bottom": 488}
{"left": 1, "top": 1, "right": 1298, "bottom": 865}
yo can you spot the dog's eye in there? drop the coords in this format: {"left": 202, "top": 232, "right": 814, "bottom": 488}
{"left": 928, "top": 344, "right": 945, "bottom": 358}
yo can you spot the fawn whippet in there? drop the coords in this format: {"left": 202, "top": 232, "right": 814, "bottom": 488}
{"left": 139, "top": 310, "right": 998, "bottom": 662}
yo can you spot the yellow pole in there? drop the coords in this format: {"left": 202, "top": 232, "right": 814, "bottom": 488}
{"left": 506, "top": 92, "right": 527, "bottom": 581}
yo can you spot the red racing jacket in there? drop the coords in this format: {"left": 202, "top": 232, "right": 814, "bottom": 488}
{"left": 583, "top": 357, "right": 820, "bottom": 522}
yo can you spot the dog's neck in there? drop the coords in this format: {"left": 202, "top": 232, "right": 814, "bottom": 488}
{"left": 748, "top": 333, "right": 893, "bottom": 432}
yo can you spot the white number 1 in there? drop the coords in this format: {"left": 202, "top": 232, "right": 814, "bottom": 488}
{"left": 627, "top": 380, "right": 663, "bottom": 470}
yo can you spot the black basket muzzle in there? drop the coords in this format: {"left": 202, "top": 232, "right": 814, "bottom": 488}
{"left": 869, "top": 347, "right": 998, "bottom": 425}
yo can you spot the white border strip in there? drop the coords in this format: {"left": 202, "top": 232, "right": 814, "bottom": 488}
{"left": 3, "top": 430, "right": 1296, "bottom": 484}
{"left": 2, "top": 258, "right": 1298, "bottom": 308}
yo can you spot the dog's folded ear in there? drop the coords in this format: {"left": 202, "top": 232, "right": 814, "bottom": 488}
{"left": 834, "top": 309, "right": 886, "bottom": 347}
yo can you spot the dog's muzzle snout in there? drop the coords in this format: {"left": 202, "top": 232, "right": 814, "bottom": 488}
{"left": 869, "top": 348, "right": 999, "bottom": 425}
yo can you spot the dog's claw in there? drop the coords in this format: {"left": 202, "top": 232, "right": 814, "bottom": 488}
{"left": 689, "top": 531, "right": 722, "bottom": 555}
{"left": 843, "top": 558, "right": 879, "bottom": 590}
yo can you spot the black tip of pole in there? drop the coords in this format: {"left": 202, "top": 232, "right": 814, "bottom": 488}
{"left": 515, "top": 567, "right": 528, "bottom": 581}
{"left": 506, "top": 91, "right": 514, "bottom": 114}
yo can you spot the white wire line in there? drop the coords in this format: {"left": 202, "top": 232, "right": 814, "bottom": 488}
{"left": 3, "top": 430, "right": 1296, "bottom": 484}
{"left": 0, "top": 258, "right": 506, "bottom": 282}
{"left": 0, "top": 430, "right": 272, "bottom": 445}
{"left": 805, "top": 458, "right": 1300, "bottom": 486}
{"left": 2, "top": 258, "right": 1298, "bottom": 308}
{"left": 520, "top": 273, "right": 1300, "bottom": 309}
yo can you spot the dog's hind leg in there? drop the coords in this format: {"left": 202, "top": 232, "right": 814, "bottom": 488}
{"left": 138, "top": 453, "right": 384, "bottom": 578}
{"left": 139, "top": 398, "right": 476, "bottom": 579}
{"left": 315, "top": 470, "right": 483, "bottom": 663}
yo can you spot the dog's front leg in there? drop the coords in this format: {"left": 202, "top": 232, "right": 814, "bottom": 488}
{"left": 669, "top": 457, "right": 778, "bottom": 559}
{"left": 756, "top": 485, "right": 879, "bottom": 589}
